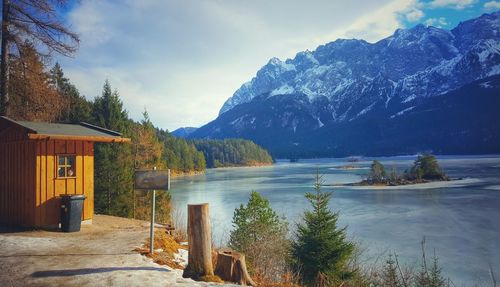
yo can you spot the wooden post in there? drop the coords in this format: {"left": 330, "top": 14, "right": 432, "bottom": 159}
{"left": 183, "top": 203, "right": 214, "bottom": 279}
{"left": 215, "top": 250, "right": 257, "bottom": 286}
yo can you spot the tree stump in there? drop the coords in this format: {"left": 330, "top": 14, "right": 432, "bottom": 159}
{"left": 215, "top": 250, "right": 257, "bottom": 286}
{"left": 183, "top": 203, "right": 214, "bottom": 279}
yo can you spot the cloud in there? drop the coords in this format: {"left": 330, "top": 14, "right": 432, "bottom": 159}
{"left": 424, "top": 17, "right": 449, "bottom": 27}
{"left": 484, "top": 1, "right": 500, "bottom": 9}
{"left": 406, "top": 8, "right": 425, "bottom": 22}
{"left": 428, "top": 0, "right": 477, "bottom": 9}
{"left": 58, "top": 0, "right": 421, "bottom": 131}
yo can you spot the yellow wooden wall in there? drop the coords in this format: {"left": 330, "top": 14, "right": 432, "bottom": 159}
{"left": 0, "top": 134, "right": 94, "bottom": 227}
{"left": 34, "top": 140, "right": 94, "bottom": 227}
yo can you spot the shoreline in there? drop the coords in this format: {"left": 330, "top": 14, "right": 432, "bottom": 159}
{"left": 325, "top": 177, "right": 482, "bottom": 190}
{"left": 275, "top": 154, "right": 500, "bottom": 162}
{"left": 210, "top": 162, "right": 273, "bottom": 169}
{"left": 169, "top": 170, "right": 205, "bottom": 178}
{"left": 170, "top": 162, "right": 274, "bottom": 178}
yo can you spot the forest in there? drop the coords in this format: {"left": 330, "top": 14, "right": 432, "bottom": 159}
{"left": 1, "top": 41, "right": 272, "bottom": 223}
{"left": 193, "top": 138, "right": 273, "bottom": 168}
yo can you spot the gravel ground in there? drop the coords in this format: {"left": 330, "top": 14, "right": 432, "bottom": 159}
{"left": 0, "top": 215, "right": 235, "bottom": 287}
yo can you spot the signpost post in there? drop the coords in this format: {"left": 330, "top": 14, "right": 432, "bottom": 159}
{"left": 150, "top": 168, "right": 156, "bottom": 255}
{"left": 134, "top": 168, "right": 170, "bottom": 254}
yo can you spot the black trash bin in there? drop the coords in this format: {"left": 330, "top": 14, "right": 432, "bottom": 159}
{"left": 60, "top": 195, "right": 86, "bottom": 232}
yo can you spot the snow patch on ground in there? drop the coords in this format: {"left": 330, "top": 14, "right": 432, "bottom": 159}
{"left": 0, "top": 215, "right": 235, "bottom": 286}
{"left": 174, "top": 249, "right": 188, "bottom": 268}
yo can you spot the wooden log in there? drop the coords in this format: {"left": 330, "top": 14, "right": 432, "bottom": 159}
{"left": 183, "top": 203, "right": 214, "bottom": 279}
{"left": 215, "top": 250, "right": 257, "bottom": 286}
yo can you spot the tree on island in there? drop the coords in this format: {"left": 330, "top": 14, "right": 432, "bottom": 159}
{"left": 291, "top": 172, "right": 354, "bottom": 286}
{"left": 407, "top": 154, "right": 447, "bottom": 181}
{"left": 362, "top": 154, "right": 448, "bottom": 186}
{"left": 368, "top": 160, "right": 386, "bottom": 183}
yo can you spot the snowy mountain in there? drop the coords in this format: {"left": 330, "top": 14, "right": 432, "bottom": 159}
{"left": 191, "top": 12, "right": 500, "bottom": 158}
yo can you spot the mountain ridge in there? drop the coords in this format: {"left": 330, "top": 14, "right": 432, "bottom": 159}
{"left": 190, "top": 12, "right": 500, "bottom": 158}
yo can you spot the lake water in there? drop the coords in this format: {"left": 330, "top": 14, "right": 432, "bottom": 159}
{"left": 170, "top": 155, "right": 500, "bottom": 286}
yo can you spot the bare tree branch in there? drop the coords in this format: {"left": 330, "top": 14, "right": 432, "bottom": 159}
{"left": 1, "top": 0, "right": 79, "bottom": 115}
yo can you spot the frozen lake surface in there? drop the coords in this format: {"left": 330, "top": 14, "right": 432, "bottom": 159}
{"left": 171, "top": 155, "right": 500, "bottom": 285}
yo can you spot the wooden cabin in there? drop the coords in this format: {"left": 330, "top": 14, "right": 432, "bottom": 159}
{"left": 0, "top": 117, "right": 130, "bottom": 228}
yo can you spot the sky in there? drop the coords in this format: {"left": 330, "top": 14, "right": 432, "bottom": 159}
{"left": 56, "top": 0, "right": 499, "bottom": 131}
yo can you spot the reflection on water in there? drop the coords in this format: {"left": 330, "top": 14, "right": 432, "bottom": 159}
{"left": 170, "top": 155, "right": 500, "bottom": 285}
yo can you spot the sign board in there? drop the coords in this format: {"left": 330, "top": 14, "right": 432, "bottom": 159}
{"left": 134, "top": 169, "right": 170, "bottom": 190}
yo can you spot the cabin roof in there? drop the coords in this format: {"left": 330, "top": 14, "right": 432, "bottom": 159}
{"left": 0, "top": 117, "right": 131, "bottom": 143}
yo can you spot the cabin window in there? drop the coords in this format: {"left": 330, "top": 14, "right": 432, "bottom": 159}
{"left": 57, "top": 155, "right": 76, "bottom": 178}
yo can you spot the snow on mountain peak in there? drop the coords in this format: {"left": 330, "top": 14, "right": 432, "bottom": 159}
{"left": 218, "top": 12, "right": 500, "bottom": 116}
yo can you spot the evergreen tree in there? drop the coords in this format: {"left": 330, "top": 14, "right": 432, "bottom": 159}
{"left": 381, "top": 254, "right": 402, "bottom": 287}
{"left": 156, "top": 130, "right": 206, "bottom": 174}
{"left": 229, "top": 191, "right": 285, "bottom": 253}
{"left": 132, "top": 111, "right": 171, "bottom": 224}
{"left": 49, "top": 63, "right": 92, "bottom": 123}
{"left": 368, "top": 160, "right": 386, "bottom": 183}
{"left": 229, "top": 191, "right": 289, "bottom": 282}
{"left": 429, "top": 253, "right": 446, "bottom": 287}
{"left": 407, "top": 154, "right": 447, "bottom": 181}
{"left": 292, "top": 172, "right": 354, "bottom": 286}
{"left": 92, "top": 81, "right": 134, "bottom": 217}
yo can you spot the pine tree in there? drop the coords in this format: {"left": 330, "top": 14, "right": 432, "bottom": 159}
{"left": 291, "top": 172, "right": 354, "bottom": 286}
{"left": 92, "top": 81, "right": 134, "bottom": 217}
{"left": 429, "top": 251, "right": 446, "bottom": 287}
{"left": 407, "top": 154, "right": 447, "bottom": 181}
{"left": 132, "top": 111, "right": 171, "bottom": 224}
{"left": 49, "top": 63, "right": 92, "bottom": 123}
{"left": 381, "top": 254, "right": 401, "bottom": 287}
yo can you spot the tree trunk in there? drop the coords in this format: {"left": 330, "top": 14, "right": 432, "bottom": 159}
{"left": 1, "top": 0, "right": 10, "bottom": 116}
{"left": 183, "top": 203, "right": 214, "bottom": 279}
{"left": 215, "top": 250, "right": 257, "bottom": 286}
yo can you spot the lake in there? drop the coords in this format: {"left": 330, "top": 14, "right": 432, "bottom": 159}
{"left": 170, "top": 155, "right": 500, "bottom": 286}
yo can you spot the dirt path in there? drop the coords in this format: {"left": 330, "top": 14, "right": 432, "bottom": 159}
{"left": 0, "top": 215, "right": 235, "bottom": 287}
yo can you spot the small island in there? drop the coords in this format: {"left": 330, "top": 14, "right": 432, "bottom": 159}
{"left": 351, "top": 153, "right": 450, "bottom": 187}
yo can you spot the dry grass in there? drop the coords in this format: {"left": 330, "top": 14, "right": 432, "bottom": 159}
{"left": 134, "top": 228, "right": 187, "bottom": 270}
{"left": 252, "top": 271, "right": 301, "bottom": 287}
{"left": 242, "top": 232, "right": 292, "bottom": 285}
{"left": 199, "top": 274, "right": 224, "bottom": 283}
{"left": 171, "top": 206, "right": 188, "bottom": 243}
